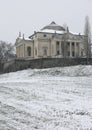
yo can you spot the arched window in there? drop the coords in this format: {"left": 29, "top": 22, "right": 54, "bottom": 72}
{"left": 27, "top": 46, "right": 31, "bottom": 56}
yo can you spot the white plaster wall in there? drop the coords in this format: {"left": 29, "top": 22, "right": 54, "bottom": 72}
{"left": 37, "top": 40, "right": 51, "bottom": 57}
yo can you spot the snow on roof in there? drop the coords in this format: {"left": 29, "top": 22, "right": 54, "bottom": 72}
{"left": 39, "top": 29, "right": 65, "bottom": 34}
{"left": 69, "top": 31, "right": 81, "bottom": 35}
{"left": 18, "top": 37, "right": 32, "bottom": 41}
{"left": 24, "top": 38, "right": 32, "bottom": 41}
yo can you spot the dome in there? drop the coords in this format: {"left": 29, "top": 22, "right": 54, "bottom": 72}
{"left": 41, "top": 21, "right": 65, "bottom": 31}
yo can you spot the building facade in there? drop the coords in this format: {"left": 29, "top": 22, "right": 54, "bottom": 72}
{"left": 15, "top": 22, "right": 88, "bottom": 59}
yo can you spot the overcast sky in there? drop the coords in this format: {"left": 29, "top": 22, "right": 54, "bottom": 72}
{"left": 0, "top": 0, "right": 92, "bottom": 43}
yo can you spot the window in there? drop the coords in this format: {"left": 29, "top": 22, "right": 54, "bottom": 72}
{"left": 81, "top": 49, "right": 84, "bottom": 57}
{"left": 44, "top": 49, "right": 47, "bottom": 55}
{"left": 81, "top": 51, "right": 83, "bottom": 56}
{"left": 56, "top": 41, "right": 59, "bottom": 45}
{"left": 27, "top": 46, "right": 31, "bottom": 56}
{"left": 57, "top": 50, "right": 60, "bottom": 55}
{"left": 43, "top": 34, "right": 47, "bottom": 37}
{"left": 72, "top": 51, "right": 75, "bottom": 57}
{"left": 67, "top": 42, "right": 70, "bottom": 46}
{"left": 56, "top": 41, "right": 60, "bottom": 55}
{"left": 72, "top": 42, "right": 74, "bottom": 46}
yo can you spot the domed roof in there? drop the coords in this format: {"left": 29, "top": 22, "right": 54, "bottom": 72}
{"left": 41, "top": 21, "right": 65, "bottom": 31}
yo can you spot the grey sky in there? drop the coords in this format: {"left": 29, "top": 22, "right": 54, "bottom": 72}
{"left": 0, "top": 0, "right": 91, "bottom": 43}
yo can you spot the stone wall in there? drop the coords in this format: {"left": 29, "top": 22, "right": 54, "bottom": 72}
{"left": 1, "top": 58, "right": 92, "bottom": 73}
{"left": 0, "top": 61, "right": 4, "bottom": 74}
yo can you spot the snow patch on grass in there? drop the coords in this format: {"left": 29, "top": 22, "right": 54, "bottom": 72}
{"left": 0, "top": 65, "right": 92, "bottom": 129}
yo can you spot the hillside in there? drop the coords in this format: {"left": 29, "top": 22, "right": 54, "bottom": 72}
{"left": 0, "top": 65, "right": 92, "bottom": 130}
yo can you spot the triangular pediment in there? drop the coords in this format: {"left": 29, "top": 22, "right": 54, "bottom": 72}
{"left": 62, "top": 32, "right": 82, "bottom": 41}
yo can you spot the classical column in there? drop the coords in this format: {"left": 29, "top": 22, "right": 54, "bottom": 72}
{"left": 19, "top": 46, "right": 20, "bottom": 57}
{"left": 74, "top": 42, "right": 76, "bottom": 57}
{"left": 50, "top": 40, "right": 51, "bottom": 57}
{"left": 24, "top": 43, "right": 25, "bottom": 58}
{"left": 79, "top": 43, "right": 81, "bottom": 57}
{"left": 59, "top": 42, "right": 62, "bottom": 56}
{"left": 70, "top": 42, "right": 72, "bottom": 57}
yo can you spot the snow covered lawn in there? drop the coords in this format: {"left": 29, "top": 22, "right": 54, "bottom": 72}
{"left": 0, "top": 65, "right": 92, "bottom": 130}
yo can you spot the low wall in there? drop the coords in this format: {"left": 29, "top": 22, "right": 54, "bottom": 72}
{"left": 0, "top": 61, "right": 4, "bottom": 74}
{"left": 1, "top": 58, "right": 92, "bottom": 73}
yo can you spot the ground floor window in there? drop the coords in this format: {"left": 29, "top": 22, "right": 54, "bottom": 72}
{"left": 72, "top": 51, "right": 75, "bottom": 57}
{"left": 81, "top": 49, "right": 84, "bottom": 57}
{"left": 57, "top": 50, "right": 60, "bottom": 55}
{"left": 27, "top": 46, "right": 31, "bottom": 56}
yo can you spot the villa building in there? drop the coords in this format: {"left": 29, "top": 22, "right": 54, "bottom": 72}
{"left": 15, "top": 22, "right": 88, "bottom": 59}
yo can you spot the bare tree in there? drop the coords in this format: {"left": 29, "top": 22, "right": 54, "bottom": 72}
{"left": 84, "top": 16, "right": 91, "bottom": 62}
{"left": 0, "top": 41, "right": 16, "bottom": 61}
